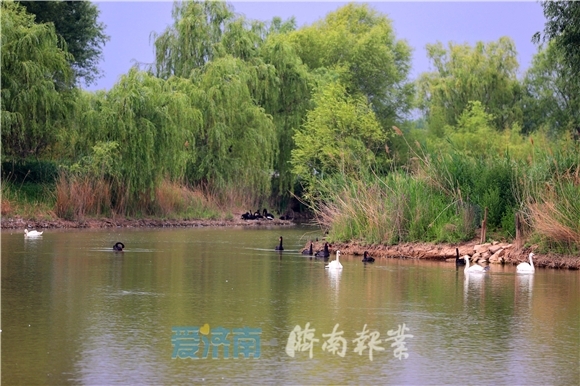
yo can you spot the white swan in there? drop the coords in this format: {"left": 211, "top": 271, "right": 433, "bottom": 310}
{"left": 516, "top": 253, "right": 535, "bottom": 274}
{"left": 463, "top": 255, "right": 488, "bottom": 274}
{"left": 24, "top": 229, "right": 43, "bottom": 237}
{"left": 325, "top": 250, "right": 343, "bottom": 270}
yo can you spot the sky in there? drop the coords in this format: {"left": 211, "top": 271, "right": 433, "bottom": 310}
{"left": 88, "top": 1, "right": 547, "bottom": 91}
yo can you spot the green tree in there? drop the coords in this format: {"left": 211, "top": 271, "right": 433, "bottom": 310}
{"left": 291, "top": 81, "right": 385, "bottom": 197}
{"left": 521, "top": 41, "right": 580, "bottom": 135}
{"left": 17, "top": 0, "right": 109, "bottom": 86}
{"left": 533, "top": 1, "right": 580, "bottom": 77}
{"left": 152, "top": 0, "right": 234, "bottom": 79}
{"left": 289, "top": 3, "right": 414, "bottom": 127}
{"left": 417, "top": 37, "right": 522, "bottom": 135}
{"left": 152, "top": 0, "right": 311, "bottom": 207}
{"left": 74, "top": 69, "right": 199, "bottom": 213}
{"left": 1, "top": 1, "right": 74, "bottom": 159}
{"left": 186, "top": 56, "right": 278, "bottom": 203}
{"left": 258, "top": 32, "right": 312, "bottom": 206}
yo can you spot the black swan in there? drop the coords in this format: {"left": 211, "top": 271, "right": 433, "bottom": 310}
{"left": 315, "top": 242, "right": 330, "bottom": 258}
{"left": 113, "top": 242, "right": 125, "bottom": 251}
{"left": 455, "top": 248, "right": 465, "bottom": 266}
{"left": 275, "top": 236, "right": 284, "bottom": 251}
{"left": 362, "top": 251, "right": 375, "bottom": 263}
{"left": 262, "top": 209, "right": 274, "bottom": 220}
{"left": 302, "top": 242, "right": 313, "bottom": 255}
{"left": 241, "top": 211, "right": 254, "bottom": 220}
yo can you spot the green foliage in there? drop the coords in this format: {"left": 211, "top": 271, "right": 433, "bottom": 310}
{"left": 534, "top": 1, "right": 580, "bottom": 77}
{"left": 289, "top": 3, "right": 413, "bottom": 126}
{"left": 17, "top": 0, "right": 109, "bottom": 86}
{"left": 1, "top": 159, "right": 59, "bottom": 184}
{"left": 291, "top": 81, "right": 385, "bottom": 197}
{"left": 418, "top": 37, "right": 522, "bottom": 134}
{"left": 315, "top": 173, "right": 474, "bottom": 245}
{"left": 521, "top": 41, "right": 580, "bottom": 135}
{"left": 1, "top": 1, "right": 75, "bottom": 159}
{"left": 259, "top": 32, "right": 312, "bottom": 206}
{"left": 152, "top": 0, "right": 235, "bottom": 79}
{"left": 187, "top": 55, "right": 277, "bottom": 203}
{"left": 73, "top": 69, "right": 198, "bottom": 213}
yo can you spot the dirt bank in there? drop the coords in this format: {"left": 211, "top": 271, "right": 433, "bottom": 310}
{"left": 1, "top": 215, "right": 295, "bottom": 230}
{"left": 308, "top": 240, "right": 580, "bottom": 270}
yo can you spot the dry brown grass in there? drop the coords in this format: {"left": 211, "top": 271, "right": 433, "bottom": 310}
{"left": 529, "top": 201, "right": 580, "bottom": 245}
{"left": 55, "top": 174, "right": 112, "bottom": 220}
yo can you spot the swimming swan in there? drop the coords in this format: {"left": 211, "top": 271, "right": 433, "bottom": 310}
{"left": 275, "top": 236, "right": 284, "bottom": 251}
{"left": 113, "top": 242, "right": 125, "bottom": 251}
{"left": 463, "top": 255, "right": 488, "bottom": 274}
{"left": 516, "top": 253, "right": 535, "bottom": 273}
{"left": 455, "top": 247, "right": 465, "bottom": 266}
{"left": 315, "top": 242, "right": 330, "bottom": 258}
{"left": 362, "top": 251, "right": 375, "bottom": 263}
{"left": 24, "top": 229, "right": 43, "bottom": 237}
{"left": 325, "top": 250, "right": 343, "bottom": 270}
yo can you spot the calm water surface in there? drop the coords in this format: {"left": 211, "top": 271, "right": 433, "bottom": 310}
{"left": 2, "top": 226, "right": 579, "bottom": 385}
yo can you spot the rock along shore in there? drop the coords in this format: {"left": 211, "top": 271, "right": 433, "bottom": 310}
{"left": 3, "top": 215, "right": 579, "bottom": 270}
{"left": 308, "top": 240, "right": 580, "bottom": 270}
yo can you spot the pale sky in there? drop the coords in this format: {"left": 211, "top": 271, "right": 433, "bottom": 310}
{"left": 88, "top": 1, "right": 546, "bottom": 91}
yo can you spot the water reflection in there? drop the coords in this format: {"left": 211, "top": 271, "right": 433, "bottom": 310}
{"left": 2, "top": 227, "right": 579, "bottom": 385}
{"left": 515, "top": 273, "right": 534, "bottom": 308}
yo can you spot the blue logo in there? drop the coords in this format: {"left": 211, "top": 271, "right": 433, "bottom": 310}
{"left": 172, "top": 325, "right": 261, "bottom": 359}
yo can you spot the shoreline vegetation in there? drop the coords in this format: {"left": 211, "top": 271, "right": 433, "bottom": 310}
{"left": 3, "top": 3, "right": 580, "bottom": 270}
{"left": 4, "top": 215, "right": 579, "bottom": 270}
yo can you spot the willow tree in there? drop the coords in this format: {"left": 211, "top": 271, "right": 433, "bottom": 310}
{"left": 76, "top": 69, "right": 201, "bottom": 213}
{"left": 291, "top": 81, "right": 385, "bottom": 200}
{"left": 1, "top": 1, "right": 74, "bottom": 159}
{"left": 417, "top": 37, "right": 522, "bottom": 136}
{"left": 258, "top": 32, "right": 312, "bottom": 206}
{"left": 288, "top": 3, "right": 414, "bottom": 127}
{"left": 152, "top": 0, "right": 234, "bottom": 79}
{"left": 187, "top": 56, "right": 277, "bottom": 203}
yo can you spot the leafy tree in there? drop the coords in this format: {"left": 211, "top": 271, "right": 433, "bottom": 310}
{"left": 1, "top": 1, "right": 74, "bottom": 159}
{"left": 417, "top": 37, "right": 522, "bottom": 135}
{"left": 186, "top": 56, "right": 278, "bottom": 203}
{"left": 258, "top": 32, "right": 312, "bottom": 206}
{"left": 75, "top": 69, "right": 198, "bottom": 213}
{"left": 152, "top": 0, "right": 310, "bottom": 207}
{"left": 17, "top": 0, "right": 109, "bottom": 86}
{"left": 289, "top": 3, "right": 414, "bottom": 127}
{"left": 291, "top": 81, "right": 385, "bottom": 197}
{"left": 152, "top": 0, "right": 234, "bottom": 79}
{"left": 521, "top": 41, "right": 580, "bottom": 135}
{"left": 533, "top": 1, "right": 580, "bottom": 77}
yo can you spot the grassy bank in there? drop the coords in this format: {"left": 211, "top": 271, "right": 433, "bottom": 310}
{"left": 309, "top": 130, "right": 580, "bottom": 258}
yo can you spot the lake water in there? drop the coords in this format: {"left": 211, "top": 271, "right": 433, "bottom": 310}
{"left": 2, "top": 226, "right": 579, "bottom": 385}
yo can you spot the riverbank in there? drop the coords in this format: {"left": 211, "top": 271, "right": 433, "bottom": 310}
{"left": 0, "top": 215, "right": 295, "bottom": 230}
{"left": 307, "top": 239, "right": 580, "bottom": 270}
{"left": 4, "top": 215, "right": 579, "bottom": 270}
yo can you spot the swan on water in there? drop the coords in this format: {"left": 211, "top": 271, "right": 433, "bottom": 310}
{"left": 113, "top": 242, "right": 125, "bottom": 251}
{"left": 516, "top": 253, "right": 535, "bottom": 273}
{"left": 463, "top": 255, "right": 489, "bottom": 274}
{"left": 302, "top": 242, "right": 313, "bottom": 255}
{"left": 315, "top": 242, "right": 330, "bottom": 259}
{"left": 362, "top": 251, "right": 375, "bottom": 263}
{"left": 455, "top": 247, "right": 465, "bottom": 266}
{"left": 24, "top": 229, "right": 43, "bottom": 237}
{"left": 275, "top": 236, "right": 284, "bottom": 251}
{"left": 325, "top": 250, "right": 343, "bottom": 270}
